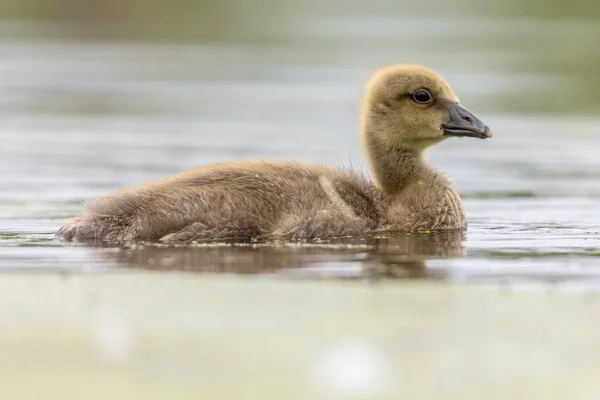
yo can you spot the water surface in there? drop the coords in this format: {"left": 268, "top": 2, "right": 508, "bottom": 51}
{"left": 0, "top": 40, "right": 598, "bottom": 286}
{"left": 1, "top": 31, "right": 599, "bottom": 286}
{"left": 0, "top": 8, "right": 600, "bottom": 286}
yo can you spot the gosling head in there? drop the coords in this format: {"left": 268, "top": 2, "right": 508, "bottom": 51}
{"left": 361, "top": 64, "right": 492, "bottom": 153}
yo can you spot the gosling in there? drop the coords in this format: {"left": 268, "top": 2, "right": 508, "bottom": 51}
{"left": 57, "top": 64, "right": 492, "bottom": 243}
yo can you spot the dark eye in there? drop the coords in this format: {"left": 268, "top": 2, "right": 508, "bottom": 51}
{"left": 412, "top": 89, "right": 433, "bottom": 104}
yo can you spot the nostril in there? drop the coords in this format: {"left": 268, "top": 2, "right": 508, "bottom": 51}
{"left": 463, "top": 115, "right": 474, "bottom": 123}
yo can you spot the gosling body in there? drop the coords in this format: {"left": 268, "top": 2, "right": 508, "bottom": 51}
{"left": 57, "top": 64, "right": 491, "bottom": 243}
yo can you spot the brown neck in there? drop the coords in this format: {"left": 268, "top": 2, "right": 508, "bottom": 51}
{"left": 363, "top": 128, "right": 431, "bottom": 194}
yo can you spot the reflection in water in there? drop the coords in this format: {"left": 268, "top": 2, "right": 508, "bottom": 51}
{"left": 106, "top": 231, "right": 465, "bottom": 280}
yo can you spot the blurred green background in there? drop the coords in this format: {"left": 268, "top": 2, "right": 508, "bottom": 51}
{"left": 0, "top": 0, "right": 599, "bottom": 114}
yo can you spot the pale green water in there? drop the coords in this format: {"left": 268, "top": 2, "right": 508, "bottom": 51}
{"left": 2, "top": 275, "right": 600, "bottom": 400}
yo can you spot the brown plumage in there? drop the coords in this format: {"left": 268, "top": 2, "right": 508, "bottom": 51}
{"left": 57, "top": 64, "right": 492, "bottom": 243}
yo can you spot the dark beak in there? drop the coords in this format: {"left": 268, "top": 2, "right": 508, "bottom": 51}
{"left": 443, "top": 103, "right": 492, "bottom": 139}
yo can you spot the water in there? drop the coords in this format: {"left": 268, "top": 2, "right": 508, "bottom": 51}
{"left": 1, "top": 14, "right": 600, "bottom": 398}
{"left": 1, "top": 35, "right": 599, "bottom": 286}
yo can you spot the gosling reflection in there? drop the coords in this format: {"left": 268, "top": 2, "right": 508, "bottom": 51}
{"left": 106, "top": 231, "right": 465, "bottom": 281}
{"left": 361, "top": 231, "right": 464, "bottom": 280}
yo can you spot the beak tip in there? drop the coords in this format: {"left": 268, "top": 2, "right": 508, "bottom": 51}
{"left": 447, "top": 103, "right": 492, "bottom": 140}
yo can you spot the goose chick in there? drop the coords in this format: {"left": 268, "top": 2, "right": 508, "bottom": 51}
{"left": 57, "top": 64, "right": 491, "bottom": 243}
